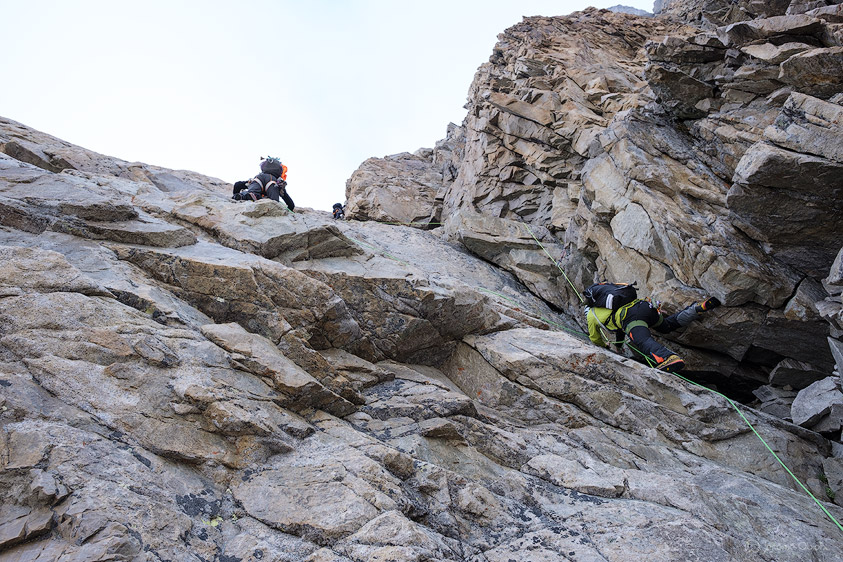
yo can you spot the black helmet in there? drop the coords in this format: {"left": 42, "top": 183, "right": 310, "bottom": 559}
{"left": 260, "top": 157, "right": 283, "bottom": 177}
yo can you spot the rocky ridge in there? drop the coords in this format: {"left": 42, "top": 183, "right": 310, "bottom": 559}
{"left": 347, "top": 2, "right": 843, "bottom": 438}
{"left": 1, "top": 3, "right": 843, "bottom": 562}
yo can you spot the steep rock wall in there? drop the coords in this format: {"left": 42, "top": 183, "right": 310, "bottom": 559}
{"left": 346, "top": 3, "right": 843, "bottom": 408}
{"left": 3, "top": 4, "right": 843, "bottom": 561}
{"left": 2, "top": 114, "right": 842, "bottom": 560}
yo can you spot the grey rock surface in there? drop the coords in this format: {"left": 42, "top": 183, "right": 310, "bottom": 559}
{"left": 346, "top": 6, "right": 843, "bottom": 388}
{"left": 3, "top": 3, "right": 843, "bottom": 560}
{"left": 792, "top": 377, "right": 843, "bottom": 427}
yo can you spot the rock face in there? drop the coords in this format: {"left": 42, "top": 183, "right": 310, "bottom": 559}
{"left": 3, "top": 3, "right": 843, "bottom": 561}
{"left": 345, "top": 123, "right": 463, "bottom": 226}
{"left": 347, "top": 4, "right": 843, "bottom": 397}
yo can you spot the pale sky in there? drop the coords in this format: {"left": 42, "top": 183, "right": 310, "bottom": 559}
{"left": 1, "top": 1, "right": 653, "bottom": 211}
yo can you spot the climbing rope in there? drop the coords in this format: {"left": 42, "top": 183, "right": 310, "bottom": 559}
{"left": 348, "top": 219, "right": 842, "bottom": 532}
{"left": 522, "top": 224, "right": 585, "bottom": 304}
{"left": 519, "top": 222, "right": 843, "bottom": 532}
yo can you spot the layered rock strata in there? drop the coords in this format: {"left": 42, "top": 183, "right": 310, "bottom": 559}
{"left": 1, "top": 114, "right": 842, "bottom": 560}
{"left": 346, "top": 3, "right": 843, "bottom": 410}
{"left": 4, "top": 2, "right": 843, "bottom": 559}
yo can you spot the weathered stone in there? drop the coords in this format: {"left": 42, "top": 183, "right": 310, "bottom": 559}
{"left": 0, "top": 245, "right": 109, "bottom": 297}
{"left": 830, "top": 337, "right": 843, "bottom": 375}
{"left": 294, "top": 221, "right": 569, "bottom": 364}
{"left": 791, "top": 376, "right": 843, "bottom": 426}
{"left": 233, "top": 456, "right": 385, "bottom": 544}
{"left": 645, "top": 63, "right": 716, "bottom": 118}
{"left": 727, "top": 62, "right": 785, "bottom": 95}
{"left": 823, "top": 457, "right": 843, "bottom": 507}
{"left": 729, "top": 142, "right": 843, "bottom": 276}
{"left": 753, "top": 384, "right": 798, "bottom": 419}
{"left": 741, "top": 41, "right": 815, "bottom": 64}
{"left": 345, "top": 143, "right": 453, "bottom": 226}
{"left": 646, "top": 36, "right": 726, "bottom": 63}
{"left": 718, "top": 15, "right": 825, "bottom": 47}
{"left": 585, "top": 117, "right": 801, "bottom": 309}
{"left": 443, "top": 210, "right": 575, "bottom": 308}
{"left": 318, "top": 348, "right": 395, "bottom": 393}
{"left": 765, "top": 92, "right": 843, "bottom": 163}
{"left": 2, "top": 5, "right": 843, "bottom": 559}
{"left": 785, "top": 276, "right": 828, "bottom": 321}
{"left": 0, "top": 506, "right": 53, "bottom": 550}
{"left": 805, "top": 3, "right": 843, "bottom": 23}
{"left": 0, "top": 116, "right": 229, "bottom": 193}
{"left": 343, "top": 510, "right": 458, "bottom": 561}
{"left": 779, "top": 47, "right": 843, "bottom": 98}
{"left": 769, "top": 358, "right": 830, "bottom": 389}
{"left": 818, "top": 300, "right": 843, "bottom": 334}
{"left": 524, "top": 453, "right": 627, "bottom": 497}
{"left": 418, "top": 417, "right": 465, "bottom": 441}
{"left": 827, "top": 246, "right": 843, "bottom": 294}
{"left": 200, "top": 322, "right": 354, "bottom": 416}
{"left": 659, "top": 0, "right": 793, "bottom": 24}
{"left": 811, "top": 403, "right": 843, "bottom": 433}
{"left": 112, "top": 242, "right": 362, "bottom": 348}
{"left": 753, "top": 309, "right": 835, "bottom": 368}
{"left": 165, "top": 193, "right": 361, "bottom": 263}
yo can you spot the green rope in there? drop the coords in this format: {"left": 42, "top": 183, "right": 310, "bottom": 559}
{"left": 478, "top": 288, "right": 591, "bottom": 339}
{"left": 522, "top": 224, "right": 585, "bottom": 304}
{"left": 623, "top": 343, "right": 843, "bottom": 533}
{"left": 485, "top": 282, "right": 842, "bottom": 531}
{"left": 352, "top": 217, "right": 842, "bottom": 533}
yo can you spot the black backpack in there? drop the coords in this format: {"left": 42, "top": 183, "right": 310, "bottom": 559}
{"left": 583, "top": 282, "right": 638, "bottom": 310}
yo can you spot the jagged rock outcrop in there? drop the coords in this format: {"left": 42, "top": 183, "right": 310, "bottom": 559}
{"left": 345, "top": 123, "right": 463, "bottom": 226}
{"left": 2, "top": 117, "right": 842, "bottom": 560}
{"left": 4, "top": 3, "right": 843, "bottom": 560}
{"left": 346, "top": 3, "right": 843, "bottom": 401}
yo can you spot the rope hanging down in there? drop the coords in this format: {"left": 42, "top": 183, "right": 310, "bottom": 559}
{"left": 346, "top": 223, "right": 843, "bottom": 533}
{"left": 523, "top": 224, "right": 585, "bottom": 304}
{"left": 519, "top": 222, "right": 842, "bottom": 533}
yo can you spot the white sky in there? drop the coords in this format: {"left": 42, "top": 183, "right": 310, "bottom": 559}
{"left": 1, "top": 0, "right": 653, "bottom": 211}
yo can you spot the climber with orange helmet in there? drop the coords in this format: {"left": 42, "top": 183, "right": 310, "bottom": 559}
{"left": 232, "top": 157, "right": 295, "bottom": 210}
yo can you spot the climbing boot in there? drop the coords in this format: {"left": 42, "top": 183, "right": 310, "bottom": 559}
{"left": 694, "top": 297, "right": 721, "bottom": 313}
{"left": 656, "top": 354, "right": 685, "bottom": 373}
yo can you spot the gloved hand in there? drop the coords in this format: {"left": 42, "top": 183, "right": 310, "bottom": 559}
{"left": 695, "top": 297, "right": 721, "bottom": 313}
